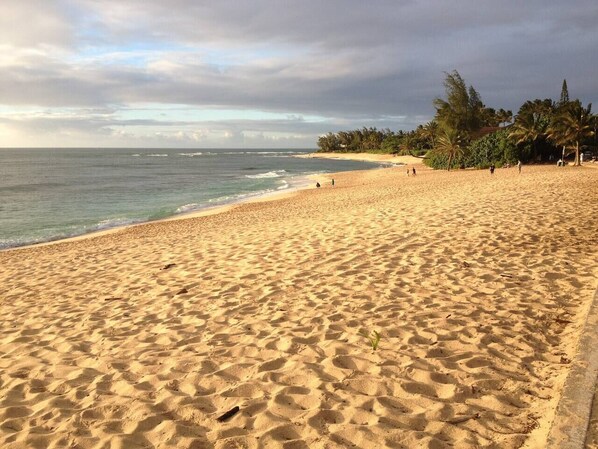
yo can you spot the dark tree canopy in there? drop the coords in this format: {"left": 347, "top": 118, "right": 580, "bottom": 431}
{"left": 559, "top": 79, "right": 569, "bottom": 106}
{"left": 317, "top": 73, "right": 596, "bottom": 169}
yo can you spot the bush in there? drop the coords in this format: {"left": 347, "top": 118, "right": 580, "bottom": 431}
{"left": 423, "top": 149, "right": 464, "bottom": 170}
{"left": 463, "top": 129, "right": 519, "bottom": 168}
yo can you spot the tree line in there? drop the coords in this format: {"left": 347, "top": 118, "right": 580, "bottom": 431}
{"left": 317, "top": 72, "right": 596, "bottom": 169}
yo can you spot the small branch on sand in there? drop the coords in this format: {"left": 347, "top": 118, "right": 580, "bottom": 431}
{"left": 216, "top": 406, "right": 240, "bottom": 422}
{"left": 444, "top": 413, "right": 480, "bottom": 424}
{"left": 555, "top": 318, "right": 572, "bottom": 324}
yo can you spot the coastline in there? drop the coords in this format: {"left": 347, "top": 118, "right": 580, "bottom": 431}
{"left": 1, "top": 164, "right": 596, "bottom": 448}
{"left": 0, "top": 174, "right": 315, "bottom": 253}
{"left": 1, "top": 155, "right": 388, "bottom": 253}
{"left": 296, "top": 151, "right": 425, "bottom": 166}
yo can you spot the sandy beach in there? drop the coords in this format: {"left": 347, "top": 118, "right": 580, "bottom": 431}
{"left": 296, "top": 152, "right": 425, "bottom": 166}
{"left": 1, "top": 163, "right": 597, "bottom": 449}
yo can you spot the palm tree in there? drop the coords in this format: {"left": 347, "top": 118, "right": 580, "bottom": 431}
{"left": 548, "top": 101, "right": 595, "bottom": 166}
{"left": 435, "top": 127, "right": 466, "bottom": 170}
{"left": 509, "top": 100, "right": 553, "bottom": 159}
{"left": 419, "top": 121, "right": 439, "bottom": 149}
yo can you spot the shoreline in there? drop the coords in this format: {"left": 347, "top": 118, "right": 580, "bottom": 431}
{"left": 296, "top": 151, "right": 425, "bottom": 166}
{"left": 0, "top": 174, "right": 315, "bottom": 253}
{"left": 1, "top": 155, "right": 390, "bottom": 253}
{"left": 1, "top": 164, "right": 596, "bottom": 448}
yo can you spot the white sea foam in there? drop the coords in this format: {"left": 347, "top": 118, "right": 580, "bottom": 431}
{"left": 175, "top": 203, "right": 199, "bottom": 213}
{"left": 131, "top": 153, "right": 141, "bottom": 157}
{"left": 245, "top": 170, "right": 287, "bottom": 179}
{"left": 253, "top": 151, "right": 302, "bottom": 155}
{"left": 178, "top": 152, "right": 203, "bottom": 157}
{"left": 93, "top": 218, "right": 138, "bottom": 231}
{"left": 147, "top": 153, "right": 168, "bottom": 157}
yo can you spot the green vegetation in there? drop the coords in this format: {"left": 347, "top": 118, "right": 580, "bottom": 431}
{"left": 548, "top": 101, "right": 594, "bottom": 166}
{"left": 360, "top": 330, "right": 381, "bottom": 351}
{"left": 317, "top": 72, "right": 596, "bottom": 169}
{"left": 317, "top": 127, "right": 429, "bottom": 156}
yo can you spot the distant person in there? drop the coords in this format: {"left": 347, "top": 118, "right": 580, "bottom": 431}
{"left": 407, "top": 168, "right": 410, "bottom": 176}
{"left": 517, "top": 160, "right": 522, "bottom": 174}
{"left": 412, "top": 167, "right": 416, "bottom": 176}
{"left": 489, "top": 164, "right": 495, "bottom": 175}
{"left": 557, "top": 158, "right": 563, "bottom": 167}
{"left": 331, "top": 178, "right": 335, "bottom": 187}
{"left": 316, "top": 182, "right": 321, "bottom": 188}
{"left": 580, "top": 153, "right": 584, "bottom": 164}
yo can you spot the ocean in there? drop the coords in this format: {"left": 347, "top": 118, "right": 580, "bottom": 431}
{"left": 0, "top": 148, "right": 381, "bottom": 249}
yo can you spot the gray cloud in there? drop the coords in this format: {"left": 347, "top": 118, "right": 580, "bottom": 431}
{"left": 1, "top": 1, "right": 597, "bottom": 147}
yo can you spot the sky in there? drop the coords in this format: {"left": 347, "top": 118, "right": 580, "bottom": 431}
{"left": 1, "top": 0, "right": 597, "bottom": 148}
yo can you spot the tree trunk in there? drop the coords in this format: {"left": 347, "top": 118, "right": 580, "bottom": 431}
{"left": 447, "top": 154, "right": 453, "bottom": 171}
{"left": 574, "top": 141, "right": 580, "bottom": 166}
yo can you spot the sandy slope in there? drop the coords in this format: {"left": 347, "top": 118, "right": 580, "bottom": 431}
{"left": 0, "top": 165, "right": 596, "bottom": 449}
{"left": 296, "top": 152, "right": 425, "bottom": 167}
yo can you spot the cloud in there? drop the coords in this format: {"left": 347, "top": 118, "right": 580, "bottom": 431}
{"left": 0, "top": 0, "right": 597, "bottom": 147}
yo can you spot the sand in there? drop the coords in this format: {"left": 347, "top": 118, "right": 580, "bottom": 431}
{"left": 588, "top": 392, "right": 598, "bottom": 448}
{"left": 296, "top": 152, "right": 424, "bottom": 166}
{"left": 0, "top": 163, "right": 597, "bottom": 449}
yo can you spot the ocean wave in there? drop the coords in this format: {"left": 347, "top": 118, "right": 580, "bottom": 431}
{"left": 175, "top": 203, "right": 199, "bottom": 213}
{"left": 147, "top": 153, "right": 169, "bottom": 157}
{"left": 245, "top": 170, "right": 287, "bottom": 179}
{"left": 178, "top": 152, "right": 203, "bottom": 157}
{"left": 252, "top": 151, "right": 304, "bottom": 155}
{"left": 92, "top": 217, "right": 139, "bottom": 231}
{"left": 198, "top": 151, "right": 304, "bottom": 156}
{"left": 131, "top": 153, "right": 141, "bottom": 157}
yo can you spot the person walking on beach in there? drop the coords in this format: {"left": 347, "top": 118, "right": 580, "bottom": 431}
{"left": 412, "top": 167, "right": 416, "bottom": 176}
{"left": 517, "top": 160, "right": 522, "bottom": 174}
{"left": 331, "top": 178, "right": 335, "bottom": 187}
{"left": 407, "top": 168, "right": 410, "bottom": 176}
{"left": 489, "top": 164, "right": 495, "bottom": 175}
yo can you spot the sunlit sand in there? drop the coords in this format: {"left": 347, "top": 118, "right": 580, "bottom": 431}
{"left": 1, "top": 163, "right": 596, "bottom": 448}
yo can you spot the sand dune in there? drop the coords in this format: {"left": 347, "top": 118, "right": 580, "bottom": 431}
{"left": 0, "top": 164, "right": 596, "bottom": 448}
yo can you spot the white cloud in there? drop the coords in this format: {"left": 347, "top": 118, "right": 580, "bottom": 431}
{"left": 0, "top": 0, "right": 597, "bottom": 147}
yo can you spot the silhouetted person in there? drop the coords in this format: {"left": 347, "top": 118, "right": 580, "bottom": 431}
{"left": 412, "top": 167, "right": 416, "bottom": 176}
{"left": 331, "top": 179, "right": 335, "bottom": 186}
{"left": 489, "top": 164, "right": 495, "bottom": 175}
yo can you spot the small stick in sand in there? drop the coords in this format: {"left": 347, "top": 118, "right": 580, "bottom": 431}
{"left": 445, "top": 413, "right": 480, "bottom": 424}
{"left": 162, "top": 263, "right": 176, "bottom": 270}
{"left": 216, "top": 406, "right": 240, "bottom": 422}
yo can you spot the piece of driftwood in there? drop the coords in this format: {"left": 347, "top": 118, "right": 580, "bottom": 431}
{"left": 444, "top": 413, "right": 480, "bottom": 424}
{"left": 216, "top": 406, "right": 240, "bottom": 422}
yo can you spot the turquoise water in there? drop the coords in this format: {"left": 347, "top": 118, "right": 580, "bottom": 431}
{"left": 0, "top": 148, "right": 380, "bottom": 249}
